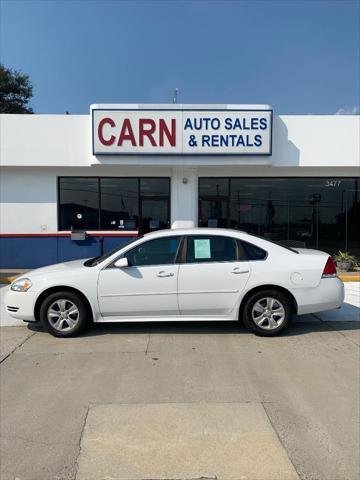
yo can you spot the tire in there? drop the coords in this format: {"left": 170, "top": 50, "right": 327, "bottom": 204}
{"left": 39, "top": 291, "right": 90, "bottom": 337}
{"left": 242, "top": 289, "right": 292, "bottom": 336}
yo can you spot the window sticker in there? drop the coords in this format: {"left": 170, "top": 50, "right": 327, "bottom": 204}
{"left": 194, "top": 239, "right": 211, "bottom": 259}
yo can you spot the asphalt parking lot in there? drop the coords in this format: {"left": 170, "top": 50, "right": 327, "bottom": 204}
{"left": 0, "top": 284, "right": 359, "bottom": 480}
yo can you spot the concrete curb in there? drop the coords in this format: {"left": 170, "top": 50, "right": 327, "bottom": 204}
{"left": 339, "top": 275, "right": 360, "bottom": 282}
{"left": 0, "top": 275, "right": 18, "bottom": 284}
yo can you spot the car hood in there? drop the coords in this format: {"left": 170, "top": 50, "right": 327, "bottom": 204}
{"left": 25, "top": 259, "right": 90, "bottom": 278}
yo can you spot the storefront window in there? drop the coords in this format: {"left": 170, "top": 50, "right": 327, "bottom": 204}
{"left": 100, "top": 178, "right": 139, "bottom": 230}
{"left": 199, "top": 177, "right": 360, "bottom": 255}
{"left": 58, "top": 177, "right": 170, "bottom": 233}
{"left": 140, "top": 178, "right": 170, "bottom": 196}
{"left": 199, "top": 178, "right": 229, "bottom": 197}
{"left": 58, "top": 177, "right": 100, "bottom": 230}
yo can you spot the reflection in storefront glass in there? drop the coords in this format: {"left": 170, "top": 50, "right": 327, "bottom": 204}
{"left": 199, "top": 177, "right": 359, "bottom": 255}
{"left": 58, "top": 177, "right": 171, "bottom": 233}
{"left": 100, "top": 178, "right": 139, "bottom": 230}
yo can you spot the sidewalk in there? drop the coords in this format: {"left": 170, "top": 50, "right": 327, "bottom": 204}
{"left": 0, "top": 270, "right": 30, "bottom": 284}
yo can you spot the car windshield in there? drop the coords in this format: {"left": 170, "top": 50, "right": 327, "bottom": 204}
{"left": 84, "top": 236, "right": 143, "bottom": 267}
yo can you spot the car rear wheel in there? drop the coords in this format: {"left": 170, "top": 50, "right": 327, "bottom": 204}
{"left": 243, "top": 289, "right": 292, "bottom": 336}
{"left": 39, "top": 291, "right": 89, "bottom": 337}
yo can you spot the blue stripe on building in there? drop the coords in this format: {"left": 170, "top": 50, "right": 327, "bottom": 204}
{"left": 0, "top": 235, "right": 136, "bottom": 269}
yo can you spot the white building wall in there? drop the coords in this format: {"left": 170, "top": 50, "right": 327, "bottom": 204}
{"left": 0, "top": 169, "right": 58, "bottom": 233}
{"left": 171, "top": 167, "right": 198, "bottom": 227}
{"left": 0, "top": 114, "right": 92, "bottom": 167}
{"left": 1, "top": 113, "right": 359, "bottom": 168}
{"left": 0, "top": 111, "right": 359, "bottom": 234}
{"left": 275, "top": 116, "right": 360, "bottom": 168}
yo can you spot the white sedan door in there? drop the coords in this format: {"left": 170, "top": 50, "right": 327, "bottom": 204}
{"left": 98, "top": 236, "right": 181, "bottom": 318}
{"left": 178, "top": 235, "right": 250, "bottom": 317}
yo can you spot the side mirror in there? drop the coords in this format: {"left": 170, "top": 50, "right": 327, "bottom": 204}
{"left": 114, "top": 257, "right": 129, "bottom": 268}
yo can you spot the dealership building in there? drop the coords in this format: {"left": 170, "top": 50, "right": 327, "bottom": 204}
{"left": 0, "top": 104, "right": 359, "bottom": 269}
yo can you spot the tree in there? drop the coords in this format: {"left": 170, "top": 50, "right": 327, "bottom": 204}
{"left": 0, "top": 63, "right": 33, "bottom": 113}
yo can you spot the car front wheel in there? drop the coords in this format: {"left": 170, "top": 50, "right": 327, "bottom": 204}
{"left": 39, "top": 291, "right": 89, "bottom": 337}
{"left": 243, "top": 289, "right": 292, "bottom": 336}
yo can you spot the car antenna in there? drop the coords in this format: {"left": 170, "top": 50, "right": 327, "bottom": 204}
{"left": 173, "top": 88, "right": 178, "bottom": 104}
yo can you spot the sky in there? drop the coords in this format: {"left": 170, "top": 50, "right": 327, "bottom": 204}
{"left": 1, "top": 0, "right": 359, "bottom": 115}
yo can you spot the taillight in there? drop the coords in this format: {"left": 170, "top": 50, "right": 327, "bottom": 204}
{"left": 322, "top": 257, "right": 337, "bottom": 278}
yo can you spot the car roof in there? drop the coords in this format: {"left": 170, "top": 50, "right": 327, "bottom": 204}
{"left": 143, "top": 227, "right": 247, "bottom": 238}
{"left": 141, "top": 228, "right": 295, "bottom": 254}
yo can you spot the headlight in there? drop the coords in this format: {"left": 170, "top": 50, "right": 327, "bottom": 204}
{"left": 11, "top": 278, "right": 33, "bottom": 292}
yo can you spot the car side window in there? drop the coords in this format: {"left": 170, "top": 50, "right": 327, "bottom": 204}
{"left": 241, "top": 241, "right": 267, "bottom": 260}
{"left": 125, "top": 236, "right": 181, "bottom": 267}
{"left": 186, "top": 236, "right": 237, "bottom": 263}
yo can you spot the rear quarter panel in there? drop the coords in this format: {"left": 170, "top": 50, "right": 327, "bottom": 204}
{"left": 243, "top": 246, "right": 327, "bottom": 291}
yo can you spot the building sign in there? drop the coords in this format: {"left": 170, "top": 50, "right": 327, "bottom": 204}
{"left": 92, "top": 107, "right": 272, "bottom": 155}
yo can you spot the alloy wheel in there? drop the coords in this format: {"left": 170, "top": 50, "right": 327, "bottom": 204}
{"left": 251, "top": 297, "right": 286, "bottom": 330}
{"left": 47, "top": 299, "right": 80, "bottom": 332}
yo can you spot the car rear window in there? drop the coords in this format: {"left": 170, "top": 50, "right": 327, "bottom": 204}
{"left": 241, "top": 241, "right": 267, "bottom": 260}
{"left": 247, "top": 234, "right": 299, "bottom": 254}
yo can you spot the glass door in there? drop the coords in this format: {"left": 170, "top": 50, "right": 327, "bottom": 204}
{"left": 199, "top": 197, "right": 229, "bottom": 228}
{"left": 140, "top": 198, "right": 170, "bottom": 234}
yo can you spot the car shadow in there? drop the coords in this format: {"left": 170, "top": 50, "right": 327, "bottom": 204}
{"left": 86, "top": 321, "right": 360, "bottom": 338}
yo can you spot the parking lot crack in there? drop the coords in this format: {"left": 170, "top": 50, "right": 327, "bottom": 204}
{"left": 0, "top": 330, "right": 36, "bottom": 364}
{"left": 145, "top": 332, "right": 151, "bottom": 355}
{"left": 73, "top": 404, "right": 90, "bottom": 480}
{"left": 261, "top": 402, "right": 301, "bottom": 480}
{"left": 140, "top": 477, "right": 218, "bottom": 480}
{"left": 312, "top": 313, "right": 360, "bottom": 347}
{"left": 0, "top": 434, "right": 77, "bottom": 447}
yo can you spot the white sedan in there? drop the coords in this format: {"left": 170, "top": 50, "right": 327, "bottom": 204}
{"left": 5, "top": 228, "right": 344, "bottom": 337}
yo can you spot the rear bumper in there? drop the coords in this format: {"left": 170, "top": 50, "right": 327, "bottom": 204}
{"left": 4, "top": 288, "right": 38, "bottom": 322}
{"left": 296, "top": 277, "right": 345, "bottom": 315}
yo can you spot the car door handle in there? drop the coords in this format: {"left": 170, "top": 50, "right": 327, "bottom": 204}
{"left": 157, "top": 271, "right": 174, "bottom": 278}
{"left": 232, "top": 267, "right": 249, "bottom": 274}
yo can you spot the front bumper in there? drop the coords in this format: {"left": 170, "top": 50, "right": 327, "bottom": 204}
{"left": 4, "top": 287, "right": 38, "bottom": 322}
